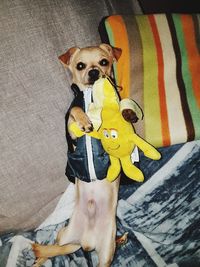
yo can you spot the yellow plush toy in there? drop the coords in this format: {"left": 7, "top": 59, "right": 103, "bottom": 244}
{"left": 70, "top": 78, "right": 161, "bottom": 182}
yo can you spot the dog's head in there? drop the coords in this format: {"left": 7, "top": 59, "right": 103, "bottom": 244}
{"left": 59, "top": 44, "right": 122, "bottom": 90}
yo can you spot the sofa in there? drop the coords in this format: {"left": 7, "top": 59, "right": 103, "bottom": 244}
{"left": 0, "top": 0, "right": 200, "bottom": 266}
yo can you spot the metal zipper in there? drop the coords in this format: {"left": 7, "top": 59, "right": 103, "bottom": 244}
{"left": 84, "top": 88, "right": 97, "bottom": 182}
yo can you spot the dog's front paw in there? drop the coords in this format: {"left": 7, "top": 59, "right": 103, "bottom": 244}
{"left": 71, "top": 107, "right": 93, "bottom": 133}
{"left": 77, "top": 114, "right": 93, "bottom": 133}
{"left": 122, "top": 109, "right": 139, "bottom": 123}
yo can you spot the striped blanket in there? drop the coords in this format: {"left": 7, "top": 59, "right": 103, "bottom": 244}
{"left": 1, "top": 141, "right": 200, "bottom": 266}
{"left": 99, "top": 14, "right": 200, "bottom": 147}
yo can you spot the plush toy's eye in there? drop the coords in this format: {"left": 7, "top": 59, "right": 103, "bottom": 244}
{"left": 76, "top": 62, "right": 86, "bottom": 71}
{"left": 103, "top": 129, "right": 110, "bottom": 138}
{"left": 110, "top": 130, "right": 118, "bottom": 139}
{"left": 99, "top": 58, "right": 109, "bottom": 67}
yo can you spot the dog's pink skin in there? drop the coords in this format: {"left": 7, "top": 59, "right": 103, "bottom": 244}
{"left": 58, "top": 178, "right": 119, "bottom": 263}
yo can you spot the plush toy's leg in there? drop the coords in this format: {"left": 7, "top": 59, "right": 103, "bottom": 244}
{"left": 120, "top": 156, "right": 144, "bottom": 182}
{"left": 106, "top": 156, "right": 121, "bottom": 182}
{"left": 131, "top": 134, "right": 161, "bottom": 160}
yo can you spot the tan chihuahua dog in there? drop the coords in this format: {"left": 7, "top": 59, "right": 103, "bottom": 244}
{"left": 32, "top": 44, "right": 137, "bottom": 267}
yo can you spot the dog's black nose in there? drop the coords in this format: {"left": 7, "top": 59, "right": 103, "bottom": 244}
{"left": 88, "top": 69, "right": 100, "bottom": 82}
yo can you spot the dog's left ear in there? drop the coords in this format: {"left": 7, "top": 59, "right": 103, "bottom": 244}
{"left": 58, "top": 47, "right": 80, "bottom": 67}
{"left": 99, "top": 44, "right": 122, "bottom": 61}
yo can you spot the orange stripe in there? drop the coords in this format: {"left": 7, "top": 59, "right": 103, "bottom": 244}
{"left": 181, "top": 15, "right": 200, "bottom": 108}
{"left": 149, "top": 15, "right": 171, "bottom": 146}
{"left": 107, "top": 16, "right": 130, "bottom": 99}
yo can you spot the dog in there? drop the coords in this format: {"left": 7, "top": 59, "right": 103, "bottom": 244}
{"left": 32, "top": 44, "right": 138, "bottom": 267}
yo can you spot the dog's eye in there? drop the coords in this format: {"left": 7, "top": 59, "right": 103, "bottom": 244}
{"left": 76, "top": 62, "right": 86, "bottom": 71}
{"left": 99, "top": 59, "right": 109, "bottom": 67}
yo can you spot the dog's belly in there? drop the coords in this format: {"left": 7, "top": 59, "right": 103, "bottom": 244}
{"left": 79, "top": 179, "right": 118, "bottom": 250}
{"left": 59, "top": 178, "right": 119, "bottom": 250}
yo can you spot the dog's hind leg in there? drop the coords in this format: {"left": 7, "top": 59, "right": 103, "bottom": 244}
{"left": 32, "top": 243, "right": 81, "bottom": 266}
{"left": 32, "top": 243, "right": 81, "bottom": 258}
{"left": 95, "top": 219, "right": 117, "bottom": 267}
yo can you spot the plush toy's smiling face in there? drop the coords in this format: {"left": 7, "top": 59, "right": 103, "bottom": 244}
{"left": 102, "top": 128, "right": 120, "bottom": 151}
{"left": 100, "top": 111, "right": 135, "bottom": 157}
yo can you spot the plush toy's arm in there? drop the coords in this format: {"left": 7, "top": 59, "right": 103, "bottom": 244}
{"left": 129, "top": 134, "right": 161, "bottom": 160}
{"left": 69, "top": 122, "right": 100, "bottom": 139}
{"left": 120, "top": 98, "right": 143, "bottom": 121}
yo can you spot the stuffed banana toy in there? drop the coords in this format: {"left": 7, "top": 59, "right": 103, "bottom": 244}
{"left": 70, "top": 77, "right": 161, "bottom": 182}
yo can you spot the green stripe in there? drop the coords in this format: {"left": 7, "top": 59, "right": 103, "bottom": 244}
{"left": 173, "top": 14, "right": 200, "bottom": 139}
{"left": 136, "top": 15, "right": 162, "bottom": 147}
{"left": 105, "top": 20, "right": 119, "bottom": 84}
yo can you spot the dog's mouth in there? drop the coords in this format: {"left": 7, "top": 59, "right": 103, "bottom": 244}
{"left": 88, "top": 77, "right": 99, "bottom": 85}
{"left": 87, "top": 69, "right": 100, "bottom": 84}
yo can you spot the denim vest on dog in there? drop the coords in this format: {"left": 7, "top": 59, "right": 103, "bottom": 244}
{"left": 65, "top": 84, "right": 110, "bottom": 183}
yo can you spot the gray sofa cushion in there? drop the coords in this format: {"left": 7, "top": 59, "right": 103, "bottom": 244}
{"left": 0, "top": 0, "right": 141, "bottom": 232}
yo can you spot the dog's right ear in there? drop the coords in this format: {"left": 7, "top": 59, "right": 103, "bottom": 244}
{"left": 99, "top": 44, "right": 122, "bottom": 62}
{"left": 58, "top": 47, "right": 80, "bottom": 67}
